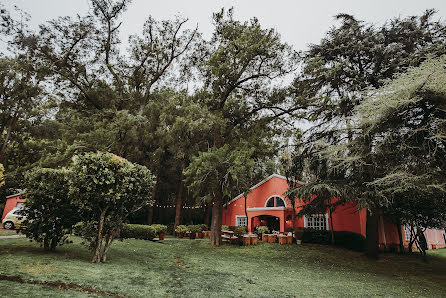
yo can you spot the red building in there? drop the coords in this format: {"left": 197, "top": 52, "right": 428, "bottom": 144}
{"left": 1, "top": 193, "right": 25, "bottom": 221}
{"left": 222, "top": 174, "right": 446, "bottom": 250}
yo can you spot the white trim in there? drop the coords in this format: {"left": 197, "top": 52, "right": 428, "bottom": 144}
{"left": 225, "top": 174, "right": 304, "bottom": 207}
{"left": 304, "top": 214, "right": 329, "bottom": 231}
{"left": 6, "top": 192, "right": 24, "bottom": 199}
{"left": 264, "top": 195, "right": 287, "bottom": 208}
{"left": 235, "top": 215, "right": 248, "bottom": 226}
{"left": 247, "top": 207, "right": 288, "bottom": 211}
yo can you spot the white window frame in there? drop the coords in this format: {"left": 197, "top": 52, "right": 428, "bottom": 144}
{"left": 264, "top": 195, "right": 287, "bottom": 208}
{"left": 304, "top": 214, "right": 329, "bottom": 231}
{"left": 235, "top": 215, "right": 248, "bottom": 227}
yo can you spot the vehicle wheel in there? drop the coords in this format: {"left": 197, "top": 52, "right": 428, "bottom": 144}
{"left": 3, "top": 221, "right": 14, "bottom": 230}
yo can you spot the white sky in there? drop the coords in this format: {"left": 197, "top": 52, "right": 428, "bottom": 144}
{"left": 4, "top": 0, "right": 446, "bottom": 53}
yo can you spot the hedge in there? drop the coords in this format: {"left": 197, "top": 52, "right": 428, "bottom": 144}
{"left": 121, "top": 224, "right": 156, "bottom": 240}
{"left": 301, "top": 228, "right": 365, "bottom": 252}
{"left": 333, "top": 231, "right": 365, "bottom": 252}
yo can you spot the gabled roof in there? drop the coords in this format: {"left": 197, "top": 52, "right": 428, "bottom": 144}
{"left": 225, "top": 174, "right": 293, "bottom": 206}
{"left": 6, "top": 192, "right": 25, "bottom": 199}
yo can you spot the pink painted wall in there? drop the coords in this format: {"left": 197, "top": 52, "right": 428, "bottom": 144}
{"left": 2, "top": 194, "right": 25, "bottom": 221}
{"left": 222, "top": 175, "right": 446, "bottom": 250}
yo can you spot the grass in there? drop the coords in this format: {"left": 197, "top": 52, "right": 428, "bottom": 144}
{"left": 0, "top": 236, "right": 445, "bottom": 297}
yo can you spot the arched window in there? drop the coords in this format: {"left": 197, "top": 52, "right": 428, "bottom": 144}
{"left": 265, "top": 196, "right": 286, "bottom": 208}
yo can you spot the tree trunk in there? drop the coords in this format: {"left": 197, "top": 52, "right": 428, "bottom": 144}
{"left": 210, "top": 188, "right": 223, "bottom": 247}
{"left": 148, "top": 177, "right": 158, "bottom": 225}
{"left": 204, "top": 204, "right": 211, "bottom": 227}
{"left": 365, "top": 208, "right": 380, "bottom": 259}
{"left": 92, "top": 208, "right": 107, "bottom": 263}
{"left": 101, "top": 234, "right": 115, "bottom": 263}
{"left": 396, "top": 220, "right": 404, "bottom": 253}
{"left": 174, "top": 162, "right": 184, "bottom": 232}
{"left": 330, "top": 206, "right": 335, "bottom": 245}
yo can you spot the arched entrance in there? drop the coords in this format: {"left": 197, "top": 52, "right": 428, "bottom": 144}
{"left": 252, "top": 215, "right": 281, "bottom": 233}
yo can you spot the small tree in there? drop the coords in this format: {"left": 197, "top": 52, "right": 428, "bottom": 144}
{"left": 69, "top": 152, "right": 154, "bottom": 263}
{"left": 21, "top": 168, "right": 77, "bottom": 251}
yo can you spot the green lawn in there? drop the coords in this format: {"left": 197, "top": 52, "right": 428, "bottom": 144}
{"left": 1, "top": 237, "right": 445, "bottom": 297}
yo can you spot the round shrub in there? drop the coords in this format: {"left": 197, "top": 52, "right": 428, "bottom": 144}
{"left": 151, "top": 224, "right": 167, "bottom": 234}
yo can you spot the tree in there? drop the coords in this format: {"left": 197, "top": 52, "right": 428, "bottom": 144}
{"left": 21, "top": 168, "right": 77, "bottom": 250}
{"left": 185, "top": 8, "right": 298, "bottom": 246}
{"left": 353, "top": 56, "right": 446, "bottom": 260}
{"left": 289, "top": 10, "right": 446, "bottom": 258}
{"left": 69, "top": 152, "right": 154, "bottom": 263}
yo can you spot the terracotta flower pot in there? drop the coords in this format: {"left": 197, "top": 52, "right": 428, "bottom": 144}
{"left": 262, "top": 234, "right": 269, "bottom": 242}
{"left": 268, "top": 235, "right": 277, "bottom": 243}
{"left": 198, "top": 232, "right": 204, "bottom": 238}
{"left": 178, "top": 232, "right": 184, "bottom": 238}
{"left": 159, "top": 232, "right": 165, "bottom": 240}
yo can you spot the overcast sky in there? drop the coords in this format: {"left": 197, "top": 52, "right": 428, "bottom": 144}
{"left": 3, "top": 0, "right": 446, "bottom": 53}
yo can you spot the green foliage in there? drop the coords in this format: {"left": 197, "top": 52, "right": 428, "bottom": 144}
{"left": 21, "top": 168, "right": 78, "bottom": 251}
{"left": 120, "top": 224, "right": 156, "bottom": 240}
{"left": 69, "top": 151, "right": 154, "bottom": 263}
{"left": 233, "top": 226, "right": 246, "bottom": 235}
{"left": 333, "top": 231, "right": 365, "bottom": 252}
{"left": 301, "top": 228, "right": 331, "bottom": 244}
{"left": 256, "top": 226, "right": 269, "bottom": 235}
{"left": 175, "top": 225, "right": 188, "bottom": 234}
{"left": 221, "top": 225, "right": 229, "bottom": 231}
{"left": 150, "top": 224, "right": 167, "bottom": 234}
{"left": 187, "top": 225, "right": 202, "bottom": 233}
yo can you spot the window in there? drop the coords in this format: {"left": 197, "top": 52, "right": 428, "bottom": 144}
{"left": 404, "top": 225, "right": 412, "bottom": 241}
{"left": 236, "top": 216, "right": 247, "bottom": 227}
{"left": 265, "top": 196, "right": 286, "bottom": 208}
{"left": 304, "top": 214, "right": 328, "bottom": 230}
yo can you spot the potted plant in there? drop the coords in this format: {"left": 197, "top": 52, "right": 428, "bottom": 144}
{"left": 197, "top": 225, "right": 205, "bottom": 238}
{"left": 256, "top": 226, "right": 269, "bottom": 241}
{"left": 175, "top": 225, "right": 187, "bottom": 238}
{"left": 295, "top": 227, "right": 304, "bottom": 245}
{"left": 151, "top": 224, "right": 167, "bottom": 240}
{"left": 188, "top": 225, "right": 198, "bottom": 239}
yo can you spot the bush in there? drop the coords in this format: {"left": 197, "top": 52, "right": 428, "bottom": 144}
{"left": 256, "top": 226, "right": 269, "bottom": 234}
{"left": 187, "top": 225, "right": 201, "bottom": 233}
{"left": 199, "top": 224, "right": 208, "bottom": 231}
{"left": 175, "top": 225, "right": 188, "bottom": 234}
{"left": 121, "top": 224, "right": 156, "bottom": 240}
{"left": 233, "top": 226, "right": 247, "bottom": 234}
{"left": 302, "top": 228, "right": 331, "bottom": 244}
{"left": 151, "top": 224, "right": 167, "bottom": 234}
{"left": 221, "top": 225, "right": 229, "bottom": 231}
{"left": 333, "top": 231, "right": 365, "bottom": 252}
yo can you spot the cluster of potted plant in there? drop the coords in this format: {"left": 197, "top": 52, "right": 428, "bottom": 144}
{"left": 175, "top": 224, "right": 208, "bottom": 239}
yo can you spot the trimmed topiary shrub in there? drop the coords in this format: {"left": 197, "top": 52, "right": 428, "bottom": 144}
{"left": 199, "top": 224, "right": 208, "bottom": 231}
{"left": 150, "top": 224, "right": 167, "bottom": 235}
{"left": 221, "top": 225, "right": 229, "bottom": 231}
{"left": 333, "top": 231, "right": 366, "bottom": 252}
{"left": 175, "top": 225, "right": 188, "bottom": 234}
{"left": 121, "top": 224, "right": 156, "bottom": 240}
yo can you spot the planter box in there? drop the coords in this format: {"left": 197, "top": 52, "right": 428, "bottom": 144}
{"left": 250, "top": 236, "right": 258, "bottom": 245}
{"left": 278, "top": 235, "right": 287, "bottom": 245}
{"left": 268, "top": 235, "right": 277, "bottom": 243}
{"left": 287, "top": 235, "right": 293, "bottom": 244}
{"left": 262, "top": 234, "right": 269, "bottom": 242}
